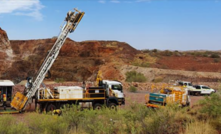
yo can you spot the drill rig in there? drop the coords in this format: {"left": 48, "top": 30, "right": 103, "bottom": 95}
{"left": 11, "top": 8, "right": 85, "bottom": 112}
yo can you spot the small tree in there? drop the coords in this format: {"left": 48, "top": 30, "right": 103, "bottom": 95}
{"left": 210, "top": 53, "right": 220, "bottom": 58}
{"left": 129, "top": 86, "right": 137, "bottom": 92}
{"left": 126, "top": 71, "right": 147, "bottom": 82}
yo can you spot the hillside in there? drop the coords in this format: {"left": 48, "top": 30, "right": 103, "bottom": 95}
{"left": 0, "top": 27, "right": 221, "bottom": 84}
{"left": 6, "top": 38, "right": 139, "bottom": 83}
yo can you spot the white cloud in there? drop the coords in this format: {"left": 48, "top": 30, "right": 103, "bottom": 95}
{"left": 98, "top": 0, "right": 106, "bottom": 3}
{"left": 110, "top": 0, "right": 120, "bottom": 3}
{"left": 0, "top": 0, "right": 44, "bottom": 21}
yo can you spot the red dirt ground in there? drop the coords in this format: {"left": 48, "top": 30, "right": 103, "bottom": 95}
{"left": 155, "top": 56, "right": 221, "bottom": 72}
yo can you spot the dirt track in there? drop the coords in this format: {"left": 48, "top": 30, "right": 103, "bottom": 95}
{"left": 124, "top": 90, "right": 204, "bottom": 107}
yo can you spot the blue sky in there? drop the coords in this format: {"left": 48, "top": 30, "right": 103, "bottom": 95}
{"left": 0, "top": 0, "right": 221, "bottom": 50}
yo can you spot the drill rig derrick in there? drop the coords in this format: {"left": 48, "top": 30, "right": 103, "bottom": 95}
{"left": 11, "top": 8, "right": 85, "bottom": 112}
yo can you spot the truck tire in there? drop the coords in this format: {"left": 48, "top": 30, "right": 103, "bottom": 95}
{"left": 46, "top": 104, "right": 56, "bottom": 113}
{"left": 93, "top": 103, "right": 102, "bottom": 110}
{"left": 195, "top": 92, "right": 200, "bottom": 96}
{"left": 108, "top": 103, "right": 117, "bottom": 110}
{"left": 39, "top": 104, "right": 46, "bottom": 113}
{"left": 189, "top": 92, "right": 192, "bottom": 95}
{"left": 186, "top": 102, "right": 190, "bottom": 107}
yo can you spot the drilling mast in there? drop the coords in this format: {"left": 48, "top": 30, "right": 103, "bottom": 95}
{"left": 11, "top": 8, "right": 85, "bottom": 111}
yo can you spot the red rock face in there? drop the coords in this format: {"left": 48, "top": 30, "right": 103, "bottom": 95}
{"left": 5, "top": 38, "right": 138, "bottom": 83}
{"left": 0, "top": 28, "right": 13, "bottom": 78}
{"left": 0, "top": 27, "right": 10, "bottom": 49}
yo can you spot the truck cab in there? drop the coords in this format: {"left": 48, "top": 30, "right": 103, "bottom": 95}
{"left": 177, "top": 81, "right": 193, "bottom": 87}
{"left": 102, "top": 80, "right": 125, "bottom": 105}
{"left": 0, "top": 80, "right": 14, "bottom": 107}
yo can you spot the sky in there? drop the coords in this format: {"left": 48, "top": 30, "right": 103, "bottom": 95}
{"left": 0, "top": 0, "right": 221, "bottom": 50}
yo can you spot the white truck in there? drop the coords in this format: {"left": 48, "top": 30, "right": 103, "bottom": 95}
{"left": 177, "top": 81, "right": 193, "bottom": 87}
{"left": 102, "top": 80, "right": 125, "bottom": 105}
{"left": 188, "top": 85, "right": 216, "bottom": 96}
{"left": 176, "top": 81, "right": 216, "bottom": 96}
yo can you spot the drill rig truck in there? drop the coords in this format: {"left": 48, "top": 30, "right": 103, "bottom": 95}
{"left": 10, "top": 8, "right": 125, "bottom": 113}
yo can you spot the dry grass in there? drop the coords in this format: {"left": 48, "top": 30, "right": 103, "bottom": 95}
{"left": 183, "top": 121, "right": 217, "bottom": 134}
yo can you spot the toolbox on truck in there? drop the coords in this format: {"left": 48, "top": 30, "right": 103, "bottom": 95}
{"left": 88, "top": 87, "right": 105, "bottom": 98}
{"left": 149, "top": 93, "right": 167, "bottom": 104}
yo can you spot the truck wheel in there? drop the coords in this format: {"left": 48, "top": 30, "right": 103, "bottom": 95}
{"left": 189, "top": 92, "right": 193, "bottom": 95}
{"left": 186, "top": 102, "right": 190, "bottom": 107}
{"left": 108, "top": 103, "right": 117, "bottom": 110}
{"left": 46, "top": 104, "right": 56, "bottom": 113}
{"left": 39, "top": 104, "right": 45, "bottom": 113}
{"left": 93, "top": 103, "right": 102, "bottom": 110}
{"left": 195, "top": 92, "right": 200, "bottom": 96}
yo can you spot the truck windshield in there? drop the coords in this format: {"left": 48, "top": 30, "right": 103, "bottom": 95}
{"left": 111, "top": 84, "right": 122, "bottom": 91}
{"left": 178, "top": 82, "right": 192, "bottom": 86}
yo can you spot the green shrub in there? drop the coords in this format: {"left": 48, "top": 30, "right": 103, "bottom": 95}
{"left": 142, "top": 105, "right": 191, "bottom": 134}
{"left": 199, "top": 93, "right": 221, "bottom": 118}
{"left": 82, "top": 109, "right": 121, "bottom": 134}
{"left": 132, "top": 62, "right": 150, "bottom": 67}
{"left": 0, "top": 115, "right": 29, "bottom": 134}
{"left": 184, "top": 121, "right": 217, "bottom": 134}
{"left": 126, "top": 71, "right": 147, "bottom": 82}
{"left": 55, "top": 78, "right": 65, "bottom": 83}
{"left": 62, "top": 105, "right": 85, "bottom": 132}
{"left": 161, "top": 50, "right": 173, "bottom": 56}
{"left": 153, "top": 76, "right": 164, "bottom": 83}
{"left": 129, "top": 86, "right": 137, "bottom": 92}
{"left": 214, "top": 58, "right": 220, "bottom": 63}
{"left": 25, "top": 112, "right": 69, "bottom": 134}
{"left": 210, "top": 53, "right": 220, "bottom": 58}
{"left": 152, "top": 49, "right": 158, "bottom": 53}
{"left": 142, "top": 49, "right": 150, "bottom": 53}
{"left": 0, "top": 102, "right": 218, "bottom": 133}
{"left": 203, "top": 53, "right": 208, "bottom": 57}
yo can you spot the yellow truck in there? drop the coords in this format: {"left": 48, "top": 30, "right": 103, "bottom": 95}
{"left": 145, "top": 85, "right": 191, "bottom": 108}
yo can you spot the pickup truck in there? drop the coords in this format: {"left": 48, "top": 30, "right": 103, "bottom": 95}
{"left": 188, "top": 85, "right": 216, "bottom": 96}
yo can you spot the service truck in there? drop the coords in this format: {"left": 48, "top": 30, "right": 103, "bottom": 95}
{"left": 145, "top": 84, "right": 191, "bottom": 108}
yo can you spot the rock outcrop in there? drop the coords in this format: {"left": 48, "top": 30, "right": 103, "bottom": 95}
{"left": 6, "top": 38, "right": 138, "bottom": 83}
{"left": 0, "top": 27, "right": 13, "bottom": 78}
